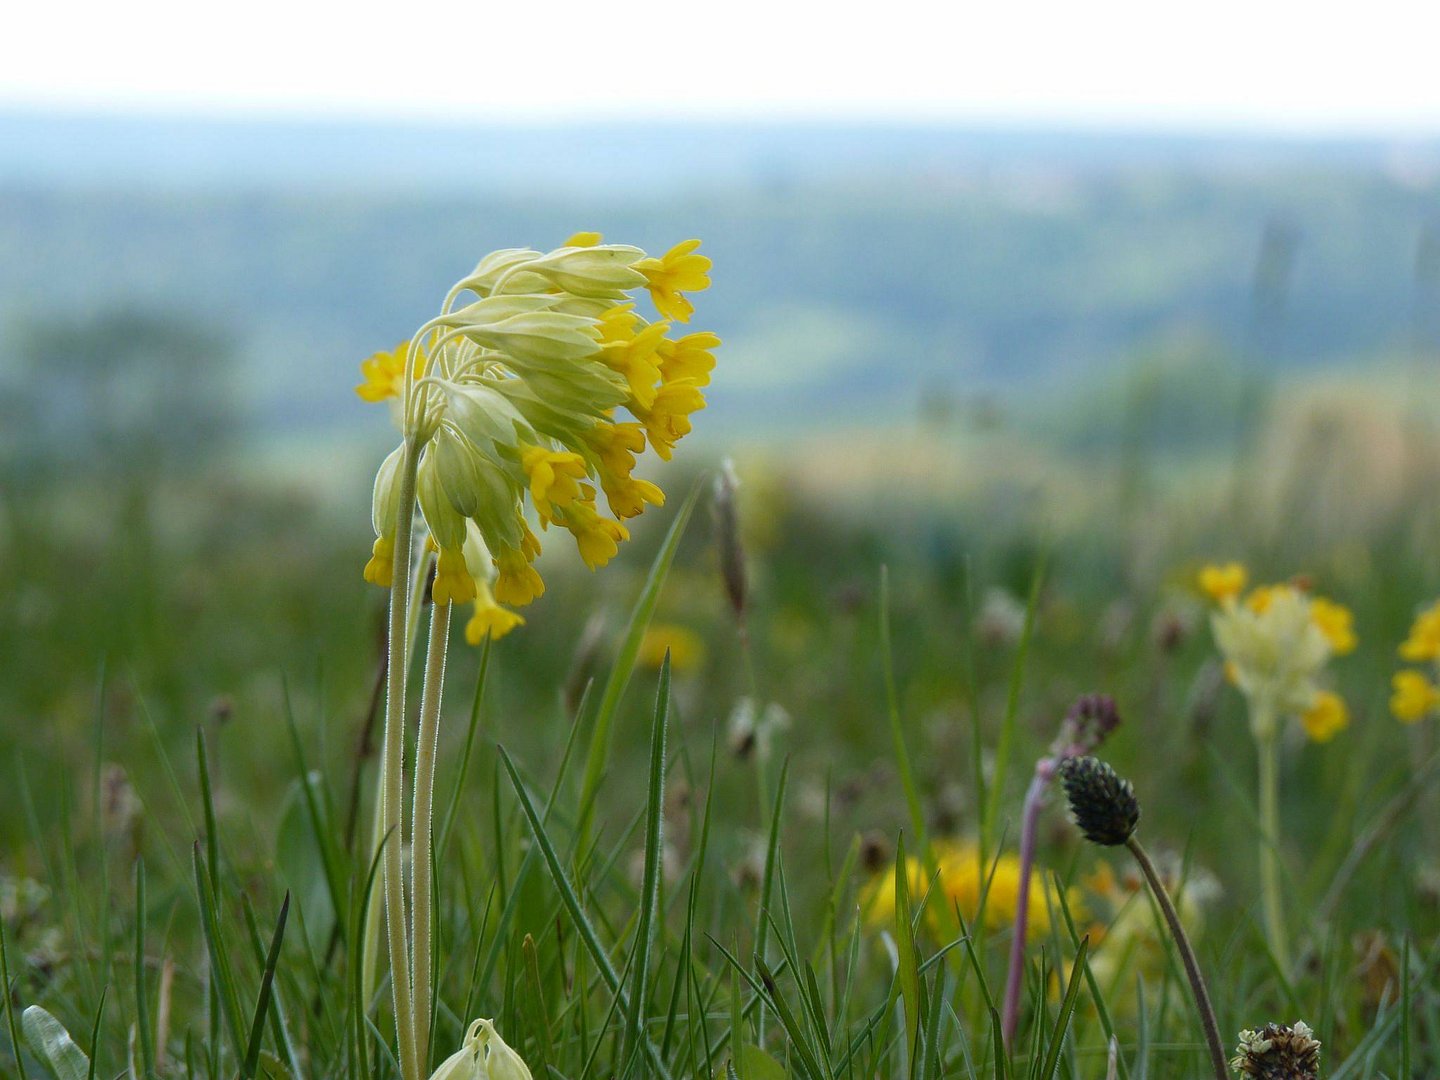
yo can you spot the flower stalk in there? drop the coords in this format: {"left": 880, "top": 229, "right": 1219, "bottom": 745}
{"left": 1058, "top": 755, "right": 1226, "bottom": 1080}
{"left": 1001, "top": 695, "right": 1120, "bottom": 1046}
{"left": 411, "top": 598, "right": 453, "bottom": 1069}
{"left": 381, "top": 436, "right": 422, "bottom": 1080}
{"left": 1254, "top": 722, "right": 1290, "bottom": 972}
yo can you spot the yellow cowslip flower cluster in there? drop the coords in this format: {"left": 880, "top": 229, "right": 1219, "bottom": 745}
{"left": 1391, "top": 600, "right": 1440, "bottom": 723}
{"left": 356, "top": 234, "right": 716, "bottom": 640}
{"left": 860, "top": 840, "right": 1069, "bottom": 936}
{"left": 1199, "top": 563, "right": 1356, "bottom": 742}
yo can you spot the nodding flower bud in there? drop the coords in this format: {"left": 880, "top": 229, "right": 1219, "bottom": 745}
{"left": 1053, "top": 693, "right": 1121, "bottom": 757}
{"left": 1230, "top": 1021, "right": 1321, "bottom": 1080}
{"left": 713, "top": 459, "right": 748, "bottom": 629}
{"left": 428, "top": 1018, "right": 533, "bottom": 1080}
{"left": 1059, "top": 756, "right": 1140, "bottom": 847}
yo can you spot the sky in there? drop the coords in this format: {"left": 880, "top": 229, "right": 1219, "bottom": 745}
{"left": 3, "top": 0, "right": 1440, "bottom": 132}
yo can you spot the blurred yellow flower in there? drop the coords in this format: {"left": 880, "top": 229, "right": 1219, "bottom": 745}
{"left": 860, "top": 840, "right": 1063, "bottom": 936}
{"left": 1198, "top": 562, "right": 1246, "bottom": 604}
{"left": 1086, "top": 857, "right": 1219, "bottom": 1014}
{"left": 1301, "top": 690, "right": 1348, "bottom": 743}
{"left": 1399, "top": 601, "right": 1440, "bottom": 663}
{"left": 355, "top": 341, "right": 422, "bottom": 403}
{"left": 637, "top": 622, "right": 707, "bottom": 672}
{"left": 1391, "top": 670, "right": 1440, "bottom": 723}
{"left": 1309, "top": 597, "right": 1357, "bottom": 655}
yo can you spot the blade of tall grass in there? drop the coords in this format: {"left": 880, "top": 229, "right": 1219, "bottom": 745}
{"left": 983, "top": 556, "right": 1045, "bottom": 858}
{"left": 576, "top": 483, "right": 700, "bottom": 848}
{"left": 1035, "top": 938, "right": 1089, "bottom": 1080}
{"left": 1, "top": 915, "right": 28, "bottom": 1080}
{"left": 192, "top": 842, "right": 247, "bottom": 1061}
{"left": 84, "top": 990, "right": 105, "bottom": 1080}
{"left": 879, "top": 567, "right": 926, "bottom": 849}
{"left": 498, "top": 746, "right": 674, "bottom": 1080}
{"left": 241, "top": 892, "right": 290, "bottom": 1080}
{"left": 623, "top": 653, "right": 671, "bottom": 1071}
{"left": 133, "top": 859, "right": 155, "bottom": 1079}
{"left": 892, "top": 834, "right": 921, "bottom": 1075}
{"left": 434, "top": 634, "right": 493, "bottom": 862}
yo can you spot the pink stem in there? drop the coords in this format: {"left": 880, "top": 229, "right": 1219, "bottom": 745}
{"left": 1001, "top": 759, "right": 1054, "bottom": 1047}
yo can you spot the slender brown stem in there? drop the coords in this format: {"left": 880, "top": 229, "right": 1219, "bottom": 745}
{"left": 1126, "top": 837, "right": 1228, "bottom": 1080}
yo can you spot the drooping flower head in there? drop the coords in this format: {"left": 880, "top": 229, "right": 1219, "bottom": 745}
{"left": 428, "top": 1018, "right": 533, "bottom": 1080}
{"left": 1198, "top": 564, "right": 1355, "bottom": 742}
{"left": 356, "top": 234, "right": 717, "bottom": 635}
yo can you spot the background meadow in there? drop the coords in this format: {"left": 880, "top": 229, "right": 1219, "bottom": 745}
{"left": 3, "top": 112, "right": 1440, "bottom": 1077}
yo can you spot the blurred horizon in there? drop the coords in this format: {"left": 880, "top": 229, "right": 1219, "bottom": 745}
{"left": 5, "top": 107, "right": 1440, "bottom": 472}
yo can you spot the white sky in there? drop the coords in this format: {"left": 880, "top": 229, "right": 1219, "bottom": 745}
{"left": 4, "top": 0, "right": 1440, "bottom": 132}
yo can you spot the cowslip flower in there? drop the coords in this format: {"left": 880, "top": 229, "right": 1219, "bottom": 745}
{"left": 429, "top": 1018, "right": 532, "bottom": 1080}
{"left": 1391, "top": 600, "right": 1440, "bottom": 723}
{"left": 1199, "top": 564, "right": 1354, "bottom": 742}
{"left": 356, "top": 233, "right": 717, "bottom": 635}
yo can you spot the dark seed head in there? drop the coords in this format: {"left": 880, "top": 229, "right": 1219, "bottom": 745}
{"left": 1058, "top": 756, "right": 1140, "bottom": 847}
{"left": 1230, "top": 1021, "right": 1321, "bottom": 1080}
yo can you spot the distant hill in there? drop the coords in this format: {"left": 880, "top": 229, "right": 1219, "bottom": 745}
{"left": 3, "top": 110, "right": 1439, "bottom": 442}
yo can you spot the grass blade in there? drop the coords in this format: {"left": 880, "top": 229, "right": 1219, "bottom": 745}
{"left": 624, "top": 652, "right": 672, "bottom": 1070}
{"left": 1036, "top": 936, "right": 1089, "bottom": 1080}
{"left": 241, "top": 892, "right": 290, "bottom": 1079}
{"left": 576, "top": 480, "right": 701, "bottom": 846}
{"left": 497, "top": 745, "right": 673, "bottom": 1080}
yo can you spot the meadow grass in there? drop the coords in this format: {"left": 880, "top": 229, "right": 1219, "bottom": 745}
{"left": 4, "top": 398, "right": 1440, "bottom": 1078}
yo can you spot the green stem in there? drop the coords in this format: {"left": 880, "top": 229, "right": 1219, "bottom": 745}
{"left": 1126, "top": 838, "right": 1228, "bottom": 1080}
{"left": 1256, "top": 726, "right": 1290, "bottom": 971}
{"left": 410, "top": 599, "right": 451, "bottom": 1072}
{"left": 382, "top": 436, "right": 422, "bottom": 1080}
{"left": 362, "top": 547, "right": 431, "bottom": 1009}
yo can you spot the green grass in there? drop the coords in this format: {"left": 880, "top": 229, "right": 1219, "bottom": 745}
{"left": 4, "top": 399, "right": 1440, "bottom": 1078}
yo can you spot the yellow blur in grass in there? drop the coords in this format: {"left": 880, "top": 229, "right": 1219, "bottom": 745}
{"left": 637, "top": 622, "right": 707, "bottom": 672}
{"left": 860, "top": 840, "right": 1066, "bottom": 936}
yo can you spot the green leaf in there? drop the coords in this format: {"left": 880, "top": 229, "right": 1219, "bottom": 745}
{"left": 274, "top": 773, "right": 336, "bottom": 953}
{"left": 1036, "top": 936, "right": 1089, "bottom": 1080}
{"left": 21, "top": 1006, "right": 89, "bottom": 1080}
{"left": 241, "top": 892, "right": 291, "bottom": 1079}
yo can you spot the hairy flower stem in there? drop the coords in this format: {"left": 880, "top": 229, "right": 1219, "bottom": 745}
{"left": 410, "top": 599, "right": 451, "bottom": 1072}
{"left": 1255, "top": 727, "right": 1290, "bottom": 972}
{"left": 382, "top": 436, "right": 422, "bottom": 1080}
{"left": 1125, "top": 837, "right": 1228, "bottom": 1080}
{"left": 1001, "top": 762, "right": 1053, "bottom": 1046}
